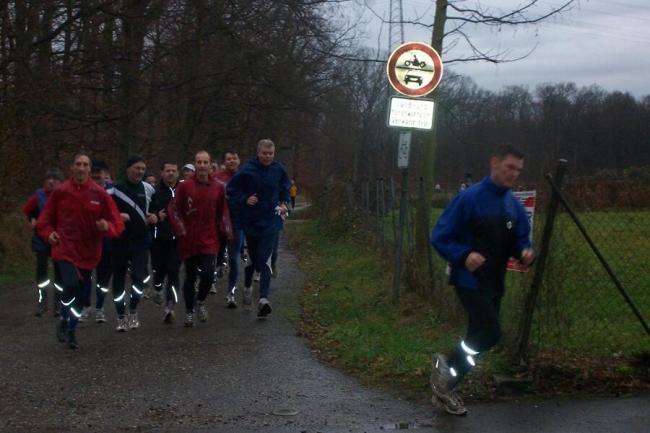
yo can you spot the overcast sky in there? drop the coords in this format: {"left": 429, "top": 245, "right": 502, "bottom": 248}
{"left": 351, "top": 0, "right": 650, "bottom": 97}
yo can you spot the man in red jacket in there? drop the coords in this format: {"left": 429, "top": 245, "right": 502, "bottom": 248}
{"left": 169, "top": 150, "right": 232, "bottom": 327}
{"left": 37, "top": 153, "right": 124, "bottom": 349}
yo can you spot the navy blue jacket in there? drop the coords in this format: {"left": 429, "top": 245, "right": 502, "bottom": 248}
{"left": 431, "top": 176, "right": 532, "bottom": 293}
{"left": 227, "top": 159, "right": 290, "bottom": 237}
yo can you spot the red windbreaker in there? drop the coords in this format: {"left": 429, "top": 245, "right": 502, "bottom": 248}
{"left": 36, "top": 178, "right": 124, "bottom": 270}
{"left": 213, "top": 169, "right": 235, "bottom": 184}
{"left": 168, "top": 176, "right": 232, "bottom": 260}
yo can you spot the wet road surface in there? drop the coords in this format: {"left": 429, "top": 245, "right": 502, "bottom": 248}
{"left": 1, "top": 229, "right": 648, "bottom": 432}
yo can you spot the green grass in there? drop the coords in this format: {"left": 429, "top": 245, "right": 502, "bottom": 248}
{"left": 288, "top": 209, "right": 650, "bottom": 399}
{"left": 0, "top": 268, "right": 32, "bottom": 285}
{"left": 288, "top": 219, "right": 507, "bottom": 401}
{"left": 381, "top": 207, "right": 650, "bottom": 356}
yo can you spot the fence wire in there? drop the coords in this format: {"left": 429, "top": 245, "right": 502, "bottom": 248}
{"left": 353, "top": 175, "right": 649, "bottom": 360}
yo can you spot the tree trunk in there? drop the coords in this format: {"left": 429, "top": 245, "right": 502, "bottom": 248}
{"left": 413, "top": 0, "right": 447, "bottom": 294}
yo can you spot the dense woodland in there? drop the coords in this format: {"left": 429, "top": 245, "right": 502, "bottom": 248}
{"left": 1, "top": 1, "right": 649, "bottom": 212}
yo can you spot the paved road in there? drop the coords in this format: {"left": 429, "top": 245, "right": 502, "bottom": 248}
{"left": 1, "top": 228, "right": 648, "bottom": 433}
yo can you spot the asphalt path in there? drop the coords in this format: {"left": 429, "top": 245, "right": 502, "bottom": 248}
{"left": 1, "top": 227, "right": 648, "bottom": 433}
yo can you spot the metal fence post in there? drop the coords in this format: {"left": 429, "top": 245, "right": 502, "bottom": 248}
{"left": 515, "top": 159, "right": 568, "bottom": 363}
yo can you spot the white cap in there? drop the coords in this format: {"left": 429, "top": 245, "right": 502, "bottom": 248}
{"left": 182, "top": 163, "right": 195, "bottom": 172}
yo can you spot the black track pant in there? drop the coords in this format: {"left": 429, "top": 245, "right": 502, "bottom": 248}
{"left": 151, "top": 238, "right": 181, "bottom": 305}
{"left": 182, "top": 254, "right": 215, "bottom": 312}
{"left": 35, "top": 249, "right": 61, "bottom": 309}
{"left": 56, "top": 261, "right": 91, "bottom": 331}
{"left": 447, "top": 286, "right": 502, "bottom": 388}
{"left": 112, "top": 244, "right": 148, "bottom": 316}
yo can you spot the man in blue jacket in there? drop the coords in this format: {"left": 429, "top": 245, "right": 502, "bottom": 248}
{"left": 227, "top": 139, "right": 290, "bottom": 317}
{"left": 430, "top": 145, "right": 535, "bottom": 415}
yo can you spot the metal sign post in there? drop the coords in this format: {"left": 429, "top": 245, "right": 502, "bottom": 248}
{"left": 392, "top": 131, "right": 411, "bottom": 304}
{"left": 386, "top": 41, "right": 442, "bottom": 305}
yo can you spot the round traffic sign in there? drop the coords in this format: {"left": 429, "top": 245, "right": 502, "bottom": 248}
{"left": 386, "top": 42, "right": 443, "bottom": 97}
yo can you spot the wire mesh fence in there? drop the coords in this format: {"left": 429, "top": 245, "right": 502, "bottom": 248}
{"left": 528, "top": 177, "right": 650, "bottom": 357}
{"left": 351, "top": 171, "right": 650, "bottom": 362}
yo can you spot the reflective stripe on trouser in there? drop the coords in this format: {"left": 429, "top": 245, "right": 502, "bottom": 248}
{"left": 244, "top": 233, "right": 275, "bottom": 299}
{"left": 446, "top": 286, "right": 503, "bottom": 389}
{"left": 95, "top": 247, "right": 112, "bottom": 309}
{"left": 151, "top": 238, "right": 181, "bottom": 305}
{"left": 55, "top": 261, "right": 91, "bottom": 331}
{"left": 111, "top": 244, "right": 148, "bottom": 315}
{"left": 227, "top": 230, "right": 244, "bottom": 290}
{"left": 182, "top": 254, "right": 215, "bottom": 312}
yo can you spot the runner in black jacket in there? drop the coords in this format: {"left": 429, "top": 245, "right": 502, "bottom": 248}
{"left": 109, "top": 155, "right": 157, "bottom": 332}
{"left": 149, "top": 162, "right": 180, "bottom": 323}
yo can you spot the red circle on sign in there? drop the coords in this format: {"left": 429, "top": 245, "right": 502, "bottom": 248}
{"left": 387, "top": 42, "right": 443, "bottom": 97}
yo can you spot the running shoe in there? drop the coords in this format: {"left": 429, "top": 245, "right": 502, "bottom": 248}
{"left": 257, "top": 297, "right": 272, "bottom": 318}
{"left": 209, "top": 283, "right": 218, "bottom": 294}
{"left": 67, "top": 329, "right": 79, "bottom": 350}
{"left": 215, "top": 266, "right": 224, "bottom": 280}
{"left": 184, "top": 311, "right": 195, "bottom": 327}
{"left": 198, "top": 303, "right": 208, "bottom": 322}
{"left": 226, "top": 293, "right": 237, "bottom": 309}
{"left": 95, "top": 308, "right": 107, "bottom": 323}
{"left": 163, "top": 304, "right": 175, "bottom": 324}
{"left": 78, "top": 306, "right": 92, "bottom": 322}
{"left": 253, "top": 272, "right": 260, "bottom": 283}
{"left": 242, "top": 286, "right": 253, "bottom": 310}
{"left": 128, "top": 311, "right": 140, "bottom": 329}
{"left": 56, "top": 319, "right": 67, "bottom": 342}
{"left": 430, "top": 354, "right": 467, "bottom": 415}
{"left": 115, "top": 316, "right": 128, "bottom": 332}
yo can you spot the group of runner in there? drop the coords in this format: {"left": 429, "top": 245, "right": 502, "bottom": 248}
{"left": 23, "top": 139, "right": 292, "bottom": 350}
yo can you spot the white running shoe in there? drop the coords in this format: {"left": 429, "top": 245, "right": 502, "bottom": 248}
{"left": 209, "top": 283, "right": 218, "bottom": 294}
{"left": 95, "top": 308, "right": 106, "bottom": 323}
{"left": 257, "top": 297, "right": 272, "bottom": 318}
{"left": 115, "top": 316, "right": 128, "bottom": 332}
{"left": 79, "top": 306, "right": 92, "bottom": 322}
{"left": 253, "top": 272, "right": 260, "bottom": 282}
{"left": 226, "top": 286, "right": 237, "bottom": 308}
{"left": 163, "top": 304, "right": 175, "bottom": 324}
{"left": 128, "top": 311, "right": 140, "bottom": 329}
{"left": 184, "top": 311, "right": 194, "bottom": 327}
{"left": 198, "top": 303, "right": 208, "bottom": 322}
{"left": 430, "top": 354, "right": 467, "bottom": 415}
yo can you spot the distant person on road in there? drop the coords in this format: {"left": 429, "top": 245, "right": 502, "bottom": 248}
{"left": 227, "top": 139, "right": 290, "bottom": 317}
{"left": 289, "top": 179, "right": 298, "bottom": 210}
{"left": 23, "top": 168, "right": 64, "bottom": 317}
{"left": 168, "top": 150, "right": 232, "bottom": 327}
{"left": 149, "top": 162, "right": 181, "bottom": 323}
{"left": 429, "top": 145, "right": 535, "bottom": 415}
{"left": 36, "top": 153, "right": 124, "bottom": 349}
{"left": 214, "top": 149, "right": 242, "bottom": 308}
{"left": 109, "top": 155, "right": 157, "bottom": 332}
{"left": 84, "top": 160, "right": 114, "bottom": 323}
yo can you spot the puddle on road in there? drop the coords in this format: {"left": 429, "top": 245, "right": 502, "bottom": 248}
{"left": 381, "top": 421, "right": 434, "bottom": 430}
{"left": 272, "top": 408, "right": 299, "bottom": 416}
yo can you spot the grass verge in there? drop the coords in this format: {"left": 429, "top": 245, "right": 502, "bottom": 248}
{"left": 287, "top": 218, "right": 510, "bottom": 402}
{"left": 287, "top": 216, "right": 650, "bottom": 402}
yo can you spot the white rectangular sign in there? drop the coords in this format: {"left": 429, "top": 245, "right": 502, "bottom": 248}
{"left": 387, "top": 97, "right": 435, "bottom": 130}
{"left": 397, "top": 132, "right": 412, "bottom": 168}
